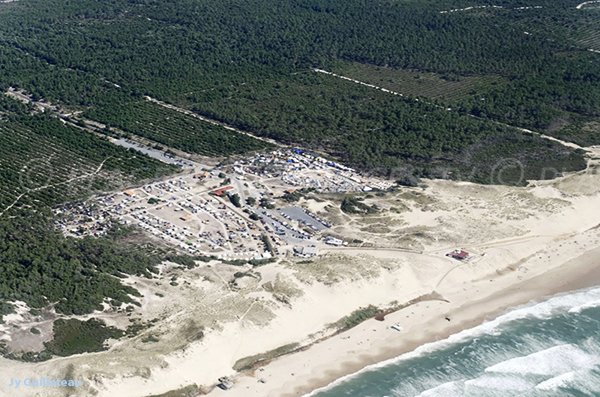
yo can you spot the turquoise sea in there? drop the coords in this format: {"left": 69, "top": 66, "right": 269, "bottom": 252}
{"left": 310, "top": 286, "right": 600, "bottom": 397}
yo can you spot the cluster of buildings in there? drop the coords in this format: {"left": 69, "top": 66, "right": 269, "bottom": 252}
{"left": 324, "top": 237, "right": 345, "bottom": 246}
{"left": 293, "top": 245, "right": 318, "bottom": 258}
{"left": 128, "top": 211, "right": 199, "bottom": 253}
{"left": 235, "top": 149, "right": 393, "bottom": 193}
{"left": 53, "top": 202, "right": 115, "bottom": 238}
{"left": 292, "top": 236, "right": 346, "bottom": 258}
{"left": 55, "top": 174, "right": 270, "bottom": 260}
{"left": 53, "top": 147, "right": 398, "bottom": 262}
{"left": 54, "top": 167, "right": 335, "bottom": 261}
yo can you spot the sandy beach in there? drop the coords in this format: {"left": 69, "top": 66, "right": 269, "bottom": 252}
{"left": 217, "top": 245, "right": 600, "bottom": 397}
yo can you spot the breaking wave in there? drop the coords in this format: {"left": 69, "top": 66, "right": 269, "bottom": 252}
{"left": 309, "top": 286, "right": 600, "bottom": 397}
{"left": 485, "top": 343, "right": 600, "bottom": 376}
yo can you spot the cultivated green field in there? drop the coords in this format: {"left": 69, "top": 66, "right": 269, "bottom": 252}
{"left": 87, "top": 100, "right": 271, "bottom": 156}
{"left": 0, "top": 115, "right": 175, "bottom": 211}
{"left": 332, "top": 62, "right": 505, "bottom": 101}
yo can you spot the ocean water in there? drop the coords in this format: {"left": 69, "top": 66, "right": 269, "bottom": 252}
{"left": 309, "top": 286, "right": 600, "bottom": 397}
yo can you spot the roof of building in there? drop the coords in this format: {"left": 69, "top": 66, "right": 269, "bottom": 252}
{"left": 211, "top": 186, "right": 234, "bottom": 196}
{"left": 448, "top": 249, "right": 469, "bottom": 259}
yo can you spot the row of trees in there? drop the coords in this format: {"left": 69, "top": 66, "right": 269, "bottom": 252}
{"left": 86, "top": 100, "right": 271, "bottom": 156}
{"left": 0, "top": 104, "right": 181, "bottom": 321}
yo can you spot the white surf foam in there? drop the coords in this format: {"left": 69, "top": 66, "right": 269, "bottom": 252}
{"left": 464, "top": 373, "right": 532, "bottom": 391}
{"left": 491, "top": 286, "right": 600, "bottom": 323}
{"left": 414, "top": 380, "right": 464, "bottom": 397}
{"left": 303, "top": 286, "right": 600, "bottom": 397}
{"left": 536, "top": 367, "right": 600, "bottom": 395}
{"left": 536, "top": 370, "right": 578, "bottom": 390}
{"left": 485, "top": 344, "right": 600, "bottom": 376}
{"left": 568, "top": 298, "right": 600, "bottom": 314}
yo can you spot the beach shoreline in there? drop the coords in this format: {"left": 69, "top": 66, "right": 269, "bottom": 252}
{"left": 220, "top": 244, "right": 600, "bottom": 397}
{"left": 305, "top": 250, "right": 600, "bottom": 396}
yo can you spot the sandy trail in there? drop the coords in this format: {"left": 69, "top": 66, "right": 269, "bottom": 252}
{"left": 314, "top": 68, "right": 584, "bottom": 151}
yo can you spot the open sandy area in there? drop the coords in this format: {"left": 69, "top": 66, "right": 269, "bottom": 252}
{"left": 223, "top": 245, "right": 600, "bottom": 397}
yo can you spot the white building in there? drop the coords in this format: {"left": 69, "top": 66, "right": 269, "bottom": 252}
{"left": 293, "top": 245, "right": 318, "bottom": 257}
{"left": 324, "top": 237, "right": 343, "bottom": 246}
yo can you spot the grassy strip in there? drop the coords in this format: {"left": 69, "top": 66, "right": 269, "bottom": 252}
{"left": 331, "top": 305, "right": 382, "bottom": 332}
{"left": 233, "top": 343, "right": 301, "bottom": 372}
{"left": 147, "top": 385, "right": 201, "bottom": 397}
